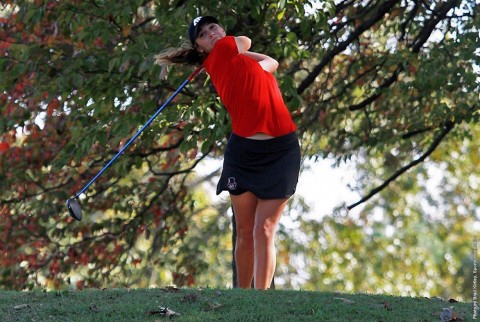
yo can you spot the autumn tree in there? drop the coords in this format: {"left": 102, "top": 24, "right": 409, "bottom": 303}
{"left": 0, "top": 0, "right": 478, "bottom": 300}
{"left": 0, "top": 0, "right": 236, "bottom": 289}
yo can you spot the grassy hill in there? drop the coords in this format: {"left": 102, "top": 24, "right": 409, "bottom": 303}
{"left": 0, "top": 287, "right": 474, "bottom": 321}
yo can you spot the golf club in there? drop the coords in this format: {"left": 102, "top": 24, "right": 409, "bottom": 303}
{"left": 67, "top": 66, "right": 204, "bottom": 221}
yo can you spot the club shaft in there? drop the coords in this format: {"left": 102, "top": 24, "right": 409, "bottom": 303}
{"left": 75, "top": 67, "right": 203, "bottom": 198}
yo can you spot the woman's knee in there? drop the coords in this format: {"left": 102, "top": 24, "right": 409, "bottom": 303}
{"left": 237, "top": 227, "right": 254, "bottom": 241}
{"left": 253, "top": 219, "right": 277, "bottom": 242}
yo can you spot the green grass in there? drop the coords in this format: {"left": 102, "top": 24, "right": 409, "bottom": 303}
{"left": 0, "top": 287, "right": 475, "bottom": 321}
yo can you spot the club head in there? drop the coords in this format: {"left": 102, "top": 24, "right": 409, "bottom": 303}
{"left": 66, "top": 198, "right": 82, "bottom": 221}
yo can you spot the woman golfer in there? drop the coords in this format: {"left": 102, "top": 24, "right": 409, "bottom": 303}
{"left": 155, "top": 16, "right": 301, "bottom": 289}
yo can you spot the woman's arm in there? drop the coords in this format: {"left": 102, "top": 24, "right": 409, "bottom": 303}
{"left": 243, "top": 51, "right": 279, "bottom": 73}
{"left": 235, "top": 36, "right": 251, "bottom": 54}
{"left": 234, "top": 36, "right": 278, "bottom": 73}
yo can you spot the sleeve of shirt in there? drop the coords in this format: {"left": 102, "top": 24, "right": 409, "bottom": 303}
{"left": 213, "top": 36, "right": 238, "bottom": 59}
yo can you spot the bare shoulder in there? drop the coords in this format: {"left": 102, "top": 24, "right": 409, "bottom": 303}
{"left": 234, "top": 36, "right": 251, "bottom": 54}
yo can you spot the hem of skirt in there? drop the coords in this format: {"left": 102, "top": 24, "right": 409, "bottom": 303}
{"left": 216, "top": 188, "right": 296, "bottom": 199}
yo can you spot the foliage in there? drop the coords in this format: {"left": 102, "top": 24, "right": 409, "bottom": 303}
{"left": 0, "top": 0, "right": 478, "bottom": 303}
{"left": 0, "top": 0, "right": 234, "bottom": 290}
{"left": 274, "top": 0, "right": 479, "bottom": 301}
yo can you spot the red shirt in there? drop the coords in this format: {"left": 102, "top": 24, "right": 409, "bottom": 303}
{"left": 203, "top": 36, "right": 296, "bottom": 137}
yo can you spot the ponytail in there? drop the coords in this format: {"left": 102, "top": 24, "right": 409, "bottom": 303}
{"left": 154, "top": 41, "right": 206, "bottom": 67}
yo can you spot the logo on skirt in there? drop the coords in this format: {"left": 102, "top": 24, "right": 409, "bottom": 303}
{"left": 227, "top": 177, "right": 237, "bottom": 190}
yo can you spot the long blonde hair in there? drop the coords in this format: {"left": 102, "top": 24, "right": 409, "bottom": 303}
{"left": 154, "top": 41, "right": 206, "bottom": 67}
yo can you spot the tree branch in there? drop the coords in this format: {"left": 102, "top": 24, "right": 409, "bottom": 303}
{"left": 401, "top": 126, "right": 435, "bottom": 139}
{"left": 347, "top": 0, "right": 460, "bottom": 112}
{"left": 346, "top": 120, "right": 455, "bottom": 210}
{"left": 297, "top": 0, "right": 402, "bottom": 95}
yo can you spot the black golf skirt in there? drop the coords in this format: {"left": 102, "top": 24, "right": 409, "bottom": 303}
{"left": 216, "top": 131, "right": 301, "bottom": 199}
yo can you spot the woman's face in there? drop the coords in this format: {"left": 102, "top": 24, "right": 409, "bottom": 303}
{"left": 195, "top": 23, "right": 226, "bottom": 53}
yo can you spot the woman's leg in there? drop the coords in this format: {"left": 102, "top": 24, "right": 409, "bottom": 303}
{"left": 253, "top": 198, "right": 289, "bottom": 289}
{"left": 230, "top": 191, "right": 258, "bottom": 288}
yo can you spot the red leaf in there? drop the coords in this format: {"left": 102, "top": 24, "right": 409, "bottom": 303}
{"left": 47, "top": 98, "right": 60, "bottom": 117}
{"left": 76, "top": 280, "right": 85, "bottom": 290}
{"left": 0, "top": 142, "right": 10, "bottom": 153}
{"left": 49, "top": 258, "right": 60, "bottom": 275}
{"left": 80, "top": 253, "right": 89, "bottom": 265}
{"left": 132, "top": 259, "right": 142, "bottom": 266}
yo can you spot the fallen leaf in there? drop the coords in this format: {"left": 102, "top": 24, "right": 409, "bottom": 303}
{"left": 183, "top": 292, "right": 198, "bottom": 302}
{"left": 334, "top": 297, "right": 355, "bottom": 304}
{"left": 439, "top": 306, "right": 461, "bottom": 322}
{"left": 205, "top": 301, "right": 223, "bottom": 311}
{"left": 440, "top": 308, "right": 453, "bottom": 321}
{"left": 148, "top": 310, "right": 159, "bottom": 316}
{"left": 382, "top": 301, "right": 393, "bottom": 311}
{"left": 148, "top": 307, "right": 181, "bottom": 317}
{"left": 89, "top": 303, "right": 100, "bottom": 312}
{"left": 160, "top": 286, "right": 181, "bottom": 293}
{"left": 13, "top": 304, "right": 30, "bottom": 310}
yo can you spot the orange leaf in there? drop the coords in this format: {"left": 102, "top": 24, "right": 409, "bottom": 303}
{"left": 0, "top": 142, "right": 10, "bottom": 153}
{"left": 122, "top": 25, "right": 131, "bottom": 37}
